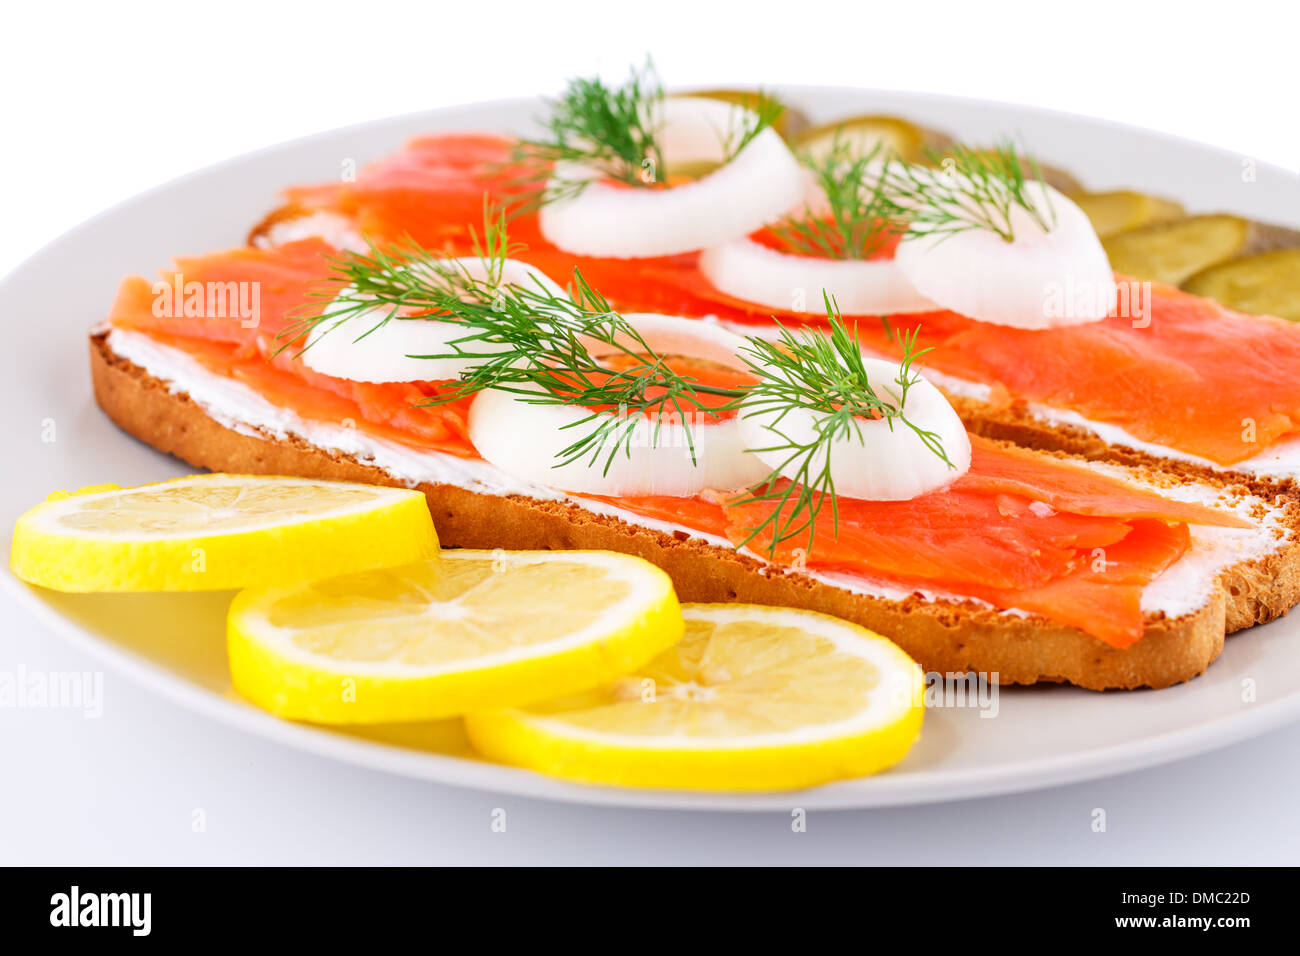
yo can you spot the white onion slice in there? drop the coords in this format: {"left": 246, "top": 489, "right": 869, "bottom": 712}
{"left": 699, "top": 236, "right": 937, "bottom": 315}
{"left": 467, "top": 313, "right": 770, "bottom": 496}
{"left": 739, "top": 356, "right": 971, "bottom": 501}
{"left": 538, "top": 97, "right": 805, "bottom": 259}
{"left": 302, "top": 258, "right": 566, "bottom": 383}
{"left": 893, "top": 182, "right": 1115, "bottom": 329}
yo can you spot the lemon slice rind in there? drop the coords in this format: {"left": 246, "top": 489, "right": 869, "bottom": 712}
{"left": 227, "top": 549, "right": 683, "bottom": 724}
{"left": 465, "top": 603, "right": 924, "bottom": 792}
{"left": 10, "top": 474, "right": 437, "bottom": 592}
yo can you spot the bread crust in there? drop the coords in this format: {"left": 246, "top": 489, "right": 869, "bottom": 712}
{"left": 90, "top": 333, "right": 1300, "bottom": 691}
{"left": 948, "top": 393, "right": 1299, "bottom": 495}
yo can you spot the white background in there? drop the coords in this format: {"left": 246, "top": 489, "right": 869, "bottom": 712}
{"left": 3, "top": 0, "right": 1299, "bottom": 864}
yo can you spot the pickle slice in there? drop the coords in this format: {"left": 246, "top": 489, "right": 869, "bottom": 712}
{"left": 683, "top": 89, "right": 810, "bottom": 140}
{"left": 1182, "top": 249, "right": 1300, "bottom": 321}
{"left": 793, "top": 114, "right": 951, "bottom": 164}
{"left": 1102, "top": 214, "right": 1253, "bottom": 285}
{"left": 790, "top": 117, "right": 1082, "bottom": 194}
{"left": 1069, "top": 190, "right": 1185, "bottom": 238}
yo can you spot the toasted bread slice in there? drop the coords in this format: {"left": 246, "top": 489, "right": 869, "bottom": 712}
{"left": 89, "top": 330, "right": 1300, "bottom": 691}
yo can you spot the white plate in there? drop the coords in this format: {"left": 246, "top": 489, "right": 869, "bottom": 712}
{"left": 4, "top": 90, "right": 1299, "bottom": 811}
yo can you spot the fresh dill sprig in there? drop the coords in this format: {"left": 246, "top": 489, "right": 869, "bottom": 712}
{"left": 731, "top": 295, "right": 954, "bottom": 553}
{"left": 465, "top": 200, "right": 521, "bottom": 288}
{"left": 287, "top": 227, "right": 951, "bottom": 557}
{"left": 885, "top": 140, "right": 1056, "bottom": 243}
{"left": 277, "top": 201, "right": 522, "bottom": 355}
{"left": 714, "top": 89, "right": 786, "bottom": 160}
{"left": 770, "top": 136, "right": 900, "bottom": 259}
{"left": 507, "top": 61, "right": 785, "bottom": 208}
{"left": 408, "top": 271, "right": 740, "bottom": 475}
{"left": 277, "top": 209, "right": 738, "bottom": 475}
{"left": 523, "top": 60, "right": 667, "bottom": 197}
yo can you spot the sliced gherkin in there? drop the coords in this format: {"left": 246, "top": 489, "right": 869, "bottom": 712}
{"left": 1069, "top": 190, "right": 1185, "bottom": 238}
{"left": 1103, "top": 214, "right": 1254, "bottom": 285}
{"left": 1182, "top": 249, "right": 1300, "bottom": 322}
{"left": 793, "top": 114, "right": 950, "bottom": 164}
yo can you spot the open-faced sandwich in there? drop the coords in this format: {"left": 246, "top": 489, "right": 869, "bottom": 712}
{"left": 90, "top": 66, "right": 1300, "bottom": 691}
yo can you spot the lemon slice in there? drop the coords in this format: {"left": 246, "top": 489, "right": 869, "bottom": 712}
{"left": 10, "top": 474, "right": 436, "bottom": 592}
{"left": 227, "top": 550, "right": 683, "bottom": 724}
{"left": 465, "top": 604, "right": 924, "bottom": 791}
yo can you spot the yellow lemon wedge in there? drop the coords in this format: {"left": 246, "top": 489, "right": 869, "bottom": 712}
{"left": 9, "top": 474, "right": 436, "bottom": 592}
{"left": 465, "top": 603, "right": 924, "bottom": 791}
{"left": 227, "top": 550, "right": 683, "bottom": 724}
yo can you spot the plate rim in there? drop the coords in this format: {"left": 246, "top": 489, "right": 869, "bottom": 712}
{"left": 8, "top": 572, "right": 1300, "bottom": 811}
{"left": 6, "top": 87, "right": 1300, "bottom": 811}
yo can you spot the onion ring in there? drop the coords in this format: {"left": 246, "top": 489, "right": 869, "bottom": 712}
{"left": 539, "top": 97, "right": 805, "bottom": 259}
{"left": 303, "top": 258, "right": 566, "bottom": 384}
{"left": 468, "top": 313, "right": 770, "bottom": 496}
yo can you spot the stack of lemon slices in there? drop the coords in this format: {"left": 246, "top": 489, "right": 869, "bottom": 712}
{"left": 11, "top": 474, "right": 924, "bottom": 791}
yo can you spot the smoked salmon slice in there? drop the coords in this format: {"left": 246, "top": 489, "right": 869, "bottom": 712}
{"left": 716, "top": 479, "right": 1199, "bottom": 648}
{"left": 955, "top": 438, "right": 1249, "bottom": 528}
{"left": 960, "top": 519, "right": 1193, "bottom": 648}
{"left": 108, "top": 242, "right": 478, "bottom": 457}
{"left": 109, "top": 238, "right": 335, "bottom": 345}
{"left": 285, "top": 133, "right": 547, "bottom": 250}
{"left": 604, "top": 437, "right": 1233, "bottom": 647}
